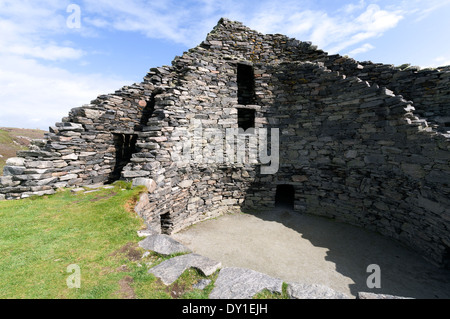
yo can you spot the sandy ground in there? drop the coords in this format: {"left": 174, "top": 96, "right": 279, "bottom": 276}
{"left": 172, "top": 208, "right": 450, "bottom": 299}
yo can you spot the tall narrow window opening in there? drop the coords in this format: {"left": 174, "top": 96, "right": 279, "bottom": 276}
{"left": 237, "top": 63, "right": 256, "bottom": 105}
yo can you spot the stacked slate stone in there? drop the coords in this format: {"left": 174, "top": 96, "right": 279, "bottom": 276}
{"left": 0, "top": 18, "right": 449, "bottom": 268}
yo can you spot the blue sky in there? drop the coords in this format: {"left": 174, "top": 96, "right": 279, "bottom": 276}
{"left": 1, "top": 0, "right": 449, "bottom": 130}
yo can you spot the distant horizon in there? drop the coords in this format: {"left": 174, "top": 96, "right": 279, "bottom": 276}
{"left": 1, "top": 0, "right": 449, "bottom": 130}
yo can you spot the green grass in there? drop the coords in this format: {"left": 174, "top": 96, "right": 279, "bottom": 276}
{"left": 0, "top": 183, "right": 289, "bottom": 299}
{"left": 0, "top": 184, "right": 222, "bottom": 299}
{"left": 0, "top": 184, "right": 144, "bottom": 298}
{"left": 253, "top": 282, "right": 289, "bottom": 299}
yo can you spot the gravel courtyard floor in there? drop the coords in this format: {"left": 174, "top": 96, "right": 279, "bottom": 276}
{"left": 172, "top": 208, "right": 450, "bottom": 299}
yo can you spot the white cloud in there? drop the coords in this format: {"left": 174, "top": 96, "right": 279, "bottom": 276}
{"left": 430, "top": 56, "right": 450, "bottom": 68}
{"left": 342, "top": 0, "right": 367, "bottom": 14}
{"left": 322, "top": 4, "right": 403, "bottom": 53}
{"left": 0, "top": 0, "right": 127, "bottom": 129}
{"left": 348, "top": 43, "right": 375, "bottom": 56}
{"left": 230, "top": 1, "right": 404, "bottom": 55}
{"left": 0, "top": 55, "right": 126, "bottom": 129}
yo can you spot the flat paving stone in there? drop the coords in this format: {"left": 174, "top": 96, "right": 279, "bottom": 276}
{"left": 287, "top": 282, "right": 350, "bottom": 299}
{"left": 357, "top": 292, "right": 412, "bottom": 299}
{"left": 193, "top": 279, "right": 212, "bottom": 290}
{"left": 209, "top": 267, "right": 283, "bottom": 299}
{"left": 148, "top": 253, "right": 221, "bottom": 285}
{"left": 139, "top": 234, "right": 192, "bottom": 256}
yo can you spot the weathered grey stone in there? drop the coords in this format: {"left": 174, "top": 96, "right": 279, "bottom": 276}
{"left": 3, "top": 166, "right": 26, "bottom": 176}
{"left": 287, "top": 282, "right": 350, "bottom": 299}
{"left": 16, "top": 150, "right": 56, "bottom": 158}
{"left": 178, "top": 180, "right": 194, "bottom": 188}
{"left": 193, "top": 279, "right": 211, "bottom": 290}
{"left": 148, "top": 253, "right": 221, "bottom": 285}
{"left": 59, "top": 174, "right": 78, "bottom": 181}
{"left": 209, "top": 267, "right": 283, "bottom": 299}
{"left": 138, "top": 234, "right": 192, "bottom": 256}
{"left": 6, "top": 157, "right": 26, "bottom": 166}
{"left": 62, "top": 154, "right": 78, "bottom": 160}
{"left": 357, "top": 292, "right": 413, "bottom": 299}
{"left": 344, "top": 150, "right": 358, "bottom": 159}
{"left": 122, "top": 170, "right": 150, "bottom": 178}
{"left": 292, "top": 175, "right": 308, "bottom": 182}
{"left": 55, "top": 122, "right": 84, "bottom": 132}
{"left": 132, "top": 178, "right": 156, "bottom": 193}
{"left": 24, "top": 161, "right": 54, "bottom": 169}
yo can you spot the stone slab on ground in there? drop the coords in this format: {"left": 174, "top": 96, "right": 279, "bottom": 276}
{"left": 287, "top": 282, "right": 351, "bottom": 299}
{"left": 148, "top": 253, "right": 221, "bottom": 285}
{"left": 139, "top": 234, "right": 192, "bottom": 256}
{"left": 193, "top": 279, "right": 211, "bottom": 290}
{"left": 209, "top": 267, "right": 283, "bottom": 299}
{"left": 357, "top": 292, "right": 413, "bottom": 299}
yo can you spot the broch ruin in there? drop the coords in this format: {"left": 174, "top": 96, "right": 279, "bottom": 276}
{"left": 1, "top": 18, "right": 449, "bottom": 270}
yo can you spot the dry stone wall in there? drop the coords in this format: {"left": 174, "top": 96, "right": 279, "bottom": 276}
{"left": 1, "top": 18, "right": 449, "bottom": 267}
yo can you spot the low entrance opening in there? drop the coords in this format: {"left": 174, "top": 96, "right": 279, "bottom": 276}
{"left": 160, "top": 212, "right": 172, "bottom": 235}
{"left": 275, "top": 184, "right": 295, "bottom": 209}
{"left": 109, "top": 133, "right": 138, "bottom": 182}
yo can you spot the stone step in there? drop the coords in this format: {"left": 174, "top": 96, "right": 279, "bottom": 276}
{"left": 286, "top": 282, "right": 350, "bottom": 299}
{"left": 209, "top": 267, "right": 283, "bottom": 299}
{"left": 148, "top": 253, "right": 221, "bottom": 285}
{"left": 138, "top": 233, "right": 192, "bottom": 256}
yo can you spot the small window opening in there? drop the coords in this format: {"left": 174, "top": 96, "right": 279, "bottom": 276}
{"left": 275, "top": 184, "right": 295, "bottom": 209}
{"left": 238, "top": 108, "right": 256, "bottom": 131}
{"left": 109, "top": 133, "right": 138, "bottom": 182}
{"left": 237, "top": 63, "right": 256, "bottom": 105}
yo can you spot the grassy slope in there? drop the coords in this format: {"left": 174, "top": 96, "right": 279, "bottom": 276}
{"left": 0, "top": 183, "right": 217, "bottom": 299}
{"left": 0, "top": 127, "right": 46, "bottom": 174}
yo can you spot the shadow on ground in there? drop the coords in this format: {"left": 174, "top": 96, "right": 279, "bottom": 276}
{"left": 247, "top": 206, "right": 450, "bottom": 299}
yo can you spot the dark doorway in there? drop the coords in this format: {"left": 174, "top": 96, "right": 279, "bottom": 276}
{"left": 160, "top": 212, "right": 172, "bottom": 235}
{"left": 237, "top": 108, "right": 256, "bottom": 131}
{"left": 237, "top": 63, "right": 256, "bottom": 105}
{"left": 275, "top": 184, "right": 295, "bottom": 209}
{"left": 109, "top": 133, "right": 138, "bottom": 182}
